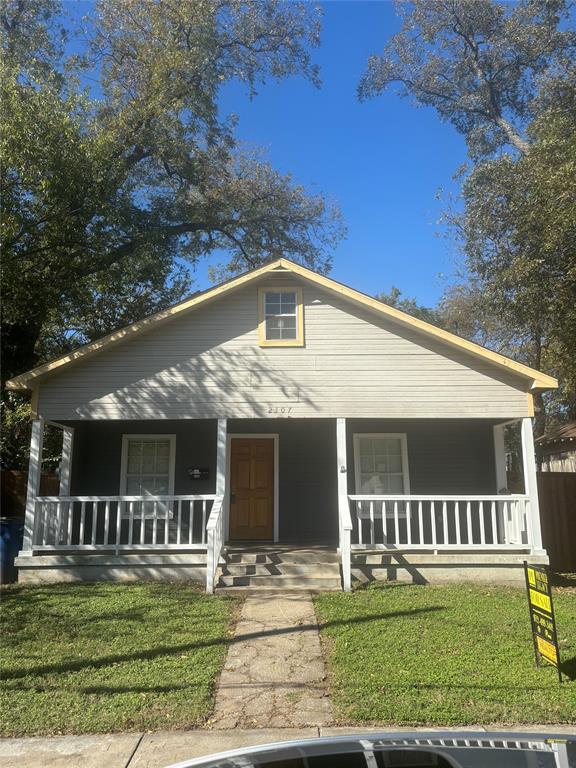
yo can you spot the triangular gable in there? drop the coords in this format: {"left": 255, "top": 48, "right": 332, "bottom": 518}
{"left": 5, "top": 258, "right": 558, "bottom": 392}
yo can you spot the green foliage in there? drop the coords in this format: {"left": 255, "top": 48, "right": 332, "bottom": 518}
{"left": 359, "top": 0, "right": 575, "bottom": 159}
{"left": 0, "top": 582, "right": 237, "bottom": 736}
{"left": 1, "top": 0, "right": 343, "bottom": 382}
{"left": 376, "top": 286, "right": 446, "bottom": 327}
{"left": 362, "top": 0, "right": 576, "bottom": 430}
{"left": 315, "top": 583, "right": 576, "bottom": 726}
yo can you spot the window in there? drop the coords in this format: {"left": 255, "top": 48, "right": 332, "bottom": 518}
{"left": 120, "top": 435, "right": 176, "bottom": 516}
{"left": 258, "top": 287, "right": 304, "bottom": 346}
{"left": 353, "top": 434, "right": 410, "bottom": 495}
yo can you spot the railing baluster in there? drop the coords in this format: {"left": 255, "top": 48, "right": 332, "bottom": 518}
{"left": 152, "top": 501, "right": 158, "bottom": 545}
{"left": 140, "top": 501, "right": 145, "bottom": 545}
{"left": 115, "top": 499, "right": 121, "bottom": 549}
{"left": 479, "top": 501, "right": 486, "bottom": 545}
{"left": 442, "top": 501, "right": 448, "bottom": 545}
{"left": 431, "top": 501, "right": 437, "bottom": 547}
{"left": 369, "top": 501, "right": 375, "bottom": 545}
{"left": 393, "top": 501, "right": 399, "bottom": 545}
{"left": 128, "top": 501, "right": 134, "bottom": 545}
{"left": 382, "top": 501, "right": 387, "bottom": 545}
{"left": 42, "top": 502, "right": 48, "bottom": 546}
{"left": 80, "top": 502, "right": 86, "bottom": 545}
{"left": 189, "top": 500, "right": 193, "bottom": 545}
{"left": 490, "top": 501, "right": 497, "bottom": 544}
{"left": 104, "top": 501, "right": 110, "bottom": 545}
{"left": 202, "top": 500, "right": 207, "bottom": 545}
{"left": 406, "top": 501, "right": 411, "bottom": 545}
{"left": 91, "top": 502, "right": 97, "bottom": 546}
{"left": 55, "top": 502, "right": 62, "bottom": 547}
{"left": 466, "top": 501, "right": 472, "bottom": 544}
{"left": 455, "top": 501, "right": 461, "bottom": 545}
{"left": 177, "top": 500, "right": 182, "bottom": 545}
{"left": 418, "top": 500, "right": 423, "bottom": 544}
{"left": 164, "top": 500, "right": 170, "bottom": 545}
{"left": 67, "top": 501, "right": 73, "bottom": 545}
{"left": 357, "top": 504, "right": 363, "bottom": 545}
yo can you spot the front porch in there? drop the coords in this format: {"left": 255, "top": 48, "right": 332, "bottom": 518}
{"left": 17, "top": 416, "right": 547, "bottom": 590}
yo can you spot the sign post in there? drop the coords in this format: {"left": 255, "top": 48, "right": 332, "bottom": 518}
{"left": 524, "top": 562, "right": 562, "bottom": 683}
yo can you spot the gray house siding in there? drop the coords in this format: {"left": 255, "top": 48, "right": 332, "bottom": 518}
{"left": 347, "top": 419, "right": 497, "bottom": 496}
{"left": 39, "top": 274, "right": 531, "bottom": 421}
{"left": 65, "top": 417, "right": 497, "bottom": 544}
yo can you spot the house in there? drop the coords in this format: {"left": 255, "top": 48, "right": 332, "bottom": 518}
{"left": 536, "top": 422, "right": 576, "bottom": 473}
{"left": 6, "top": 258, "right": 558, "bottom": 590}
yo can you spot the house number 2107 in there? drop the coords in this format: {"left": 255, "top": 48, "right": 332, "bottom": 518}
{"left": 268, "top": 406, "right": 292, "bottom": 415}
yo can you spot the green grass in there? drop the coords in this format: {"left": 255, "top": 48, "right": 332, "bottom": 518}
{"left": 0, "top": 582, "right": 238, "bottom": 736}
{"left": 314, "top": 583, "right": 576, "bottom": 726}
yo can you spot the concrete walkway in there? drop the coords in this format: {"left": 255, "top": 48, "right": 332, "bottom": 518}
{"left": 2, "top": 726, "right": 575, "bottom": 768}
{"left": 209, "top": 590, "right": 332, "bottom": 728}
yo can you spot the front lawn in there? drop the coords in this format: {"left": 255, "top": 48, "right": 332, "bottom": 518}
{"left": 314, "top": 583, "right": 576, "bottom": 726}
{"left": 0, "top": 582, "right": 237, "bottom": 736}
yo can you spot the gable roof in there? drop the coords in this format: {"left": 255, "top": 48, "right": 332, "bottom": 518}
{"left": 5, "top": 257, "right": 558, "bottom": 393}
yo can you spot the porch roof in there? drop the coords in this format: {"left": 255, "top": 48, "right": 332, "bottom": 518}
{"left": 6, "top": 258, "right": 558, "bottom": 394}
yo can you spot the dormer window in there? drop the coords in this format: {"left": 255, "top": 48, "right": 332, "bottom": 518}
{"left": 258, "top": 287, "right": 304, "bottom": 347}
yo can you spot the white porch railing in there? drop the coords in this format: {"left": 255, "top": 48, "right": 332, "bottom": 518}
{"left": 348, "top": 494, "right": 532, "bottom": 549}
{"left": 205, "top": 496, "right": 224, "bottom": 594}
{"left": 32, "top": 495, "right": 219, "bottom": 551}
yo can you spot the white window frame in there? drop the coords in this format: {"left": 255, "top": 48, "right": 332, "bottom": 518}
{"left": 258, "top": 287, "right": 304, "bottom": 347}
{"left": 353, "top": 432, "right": 411, "bottom": 496}
{"left": 120, "top": 434, "right": 176, "bottom": 518}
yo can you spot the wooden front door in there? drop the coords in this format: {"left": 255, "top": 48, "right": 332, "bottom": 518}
{"left": 229, "top": 438, "right": 275, "bottom": 541}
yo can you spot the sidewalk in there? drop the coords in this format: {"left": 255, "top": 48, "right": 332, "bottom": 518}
{"left": 2, "top": 726, "right": 575, "bottom": 768}
{"left": 210, "top": 590, "right": 332, "bottom": 728}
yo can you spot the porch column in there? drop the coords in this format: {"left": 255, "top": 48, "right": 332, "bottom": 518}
{"left": 492, "top": 424, "right": 507, "bottom": 492}
{"left": 22, "top": 418, "right": 45, "bottom": 553}
{"left": 337, "top": 418, "right": 351, "bottom": 591}
{"left": 216, "top": 418, "right": 227, "bottom": 497}
{"left": 520, "top": 417, "right": 544, "bottom": 553}
{"left": 59, "top": 427, "right": 74, "bottom": 495}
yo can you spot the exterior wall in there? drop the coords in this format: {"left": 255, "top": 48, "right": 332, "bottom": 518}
{"left": 228, "top": 418, "right": 338, "bottom": 543}
{"left": 39, "top": 274, "right": 531, "bottom": 421}
{"left": 347, "top": 419, "right": 497, "bottom": 494}
{"left": 68, "top": 420, "right": 217, "bottom": 497}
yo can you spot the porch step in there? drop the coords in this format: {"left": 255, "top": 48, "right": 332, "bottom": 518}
{"left": 216, "top": 545, "right": 341, "bottom": 591}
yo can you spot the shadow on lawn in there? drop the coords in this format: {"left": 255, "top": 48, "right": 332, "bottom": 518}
{"left": 2, "top": 606, "right": 444, "bottom": 681}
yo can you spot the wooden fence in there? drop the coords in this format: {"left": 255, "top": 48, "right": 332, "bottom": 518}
{"left": 538, "top": 472, "right": 576, "bottom": 573}
{"left": 1, "top": 470, "right": 59, "bottom": 519}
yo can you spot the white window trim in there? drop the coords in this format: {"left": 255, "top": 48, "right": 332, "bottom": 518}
{"left": 258, "top": 286, "right": 304, "bottom": 347}
{"left": 120, "top": 434, "right": 176, "bottom": 517}
{"left": 353, "top": 433, "right": 411, "bottom": 495}
{"left": 225, "top": 434, "right": 279, "bottom": 543}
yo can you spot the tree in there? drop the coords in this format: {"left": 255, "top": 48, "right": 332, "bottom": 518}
{"left": 376, "top": 286, "right": 445, "bottom": 326}
{"left": 360, "top": 0, "right": 575, "bottom": 432}
{"left": 1, "top": 0, "right": 344, "bottom": 382}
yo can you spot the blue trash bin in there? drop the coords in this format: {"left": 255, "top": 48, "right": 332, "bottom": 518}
{"left": 0, "top": 518, "right": 25, "bottom": 584}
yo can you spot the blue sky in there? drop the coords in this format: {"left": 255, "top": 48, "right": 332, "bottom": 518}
{"left": 203, "top": 1, "right": 469, "bottom": 305}
{"left": 65, "top": 1, "right": 469, "bottom": 307}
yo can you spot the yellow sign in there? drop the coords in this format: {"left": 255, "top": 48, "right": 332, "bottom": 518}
{"left": 524, "top": 562, "right": 562, "bottom": 682}
{"left": 537, "top": 636, "right": 558, "bottom": 665}
{"left": 529, "top": 588, "right": 552, "bottom": 613}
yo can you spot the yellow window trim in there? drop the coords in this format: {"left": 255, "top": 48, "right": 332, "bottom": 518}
{"left": 258, "top": 286, "right": 304, "bottom": 347}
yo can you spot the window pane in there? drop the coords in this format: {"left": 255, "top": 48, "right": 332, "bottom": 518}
{"left": 265, "top": 302, "right": 281, "bottom": 316}
{"left": 357, "top": 436, "right": 407, "bottom": 495}
{"left": 265, "top": 292, "right": 282, "bottom": 307}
